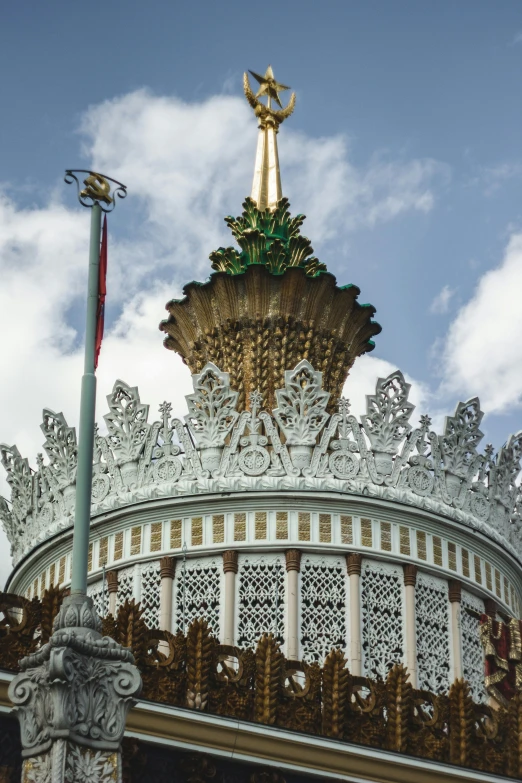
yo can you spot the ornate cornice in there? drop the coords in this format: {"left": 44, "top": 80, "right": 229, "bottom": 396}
{"left": 1, "top": 361, "right": 521, "bottom": 570}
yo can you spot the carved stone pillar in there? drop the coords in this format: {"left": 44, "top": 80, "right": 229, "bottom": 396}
{"left": 285, "top": 549, "right": 301, "bottom": 660}
{"left": 107, "top": 569, "right": 118, "bottom": 617}
{"left": 159, "top": 557, "right": 176, "bottom": 633}
{"left": 449, "top": 579, "right": 462, "bottom": 680}
{"left": 223, "top": 550, "right": 238, "bottom": 645}
{"left": 9, "top": 593, "right": 141, "bottom": 783}
{"left": 347, "top": 553, "right": 362, "bottom": 676}
{"left": 403, "top": 564, "right": 418, "bottom": 687}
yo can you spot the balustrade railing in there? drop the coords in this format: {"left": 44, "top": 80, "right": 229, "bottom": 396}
{"left": 1, "top": 588, "right": 521, "bottom": 778}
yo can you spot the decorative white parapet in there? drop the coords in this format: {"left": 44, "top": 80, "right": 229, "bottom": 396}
{"left": 8, "top": 592, "right": 142, "bottom": 783}
{"left": 1, "top": 360, "right": 522, "bottom": 566}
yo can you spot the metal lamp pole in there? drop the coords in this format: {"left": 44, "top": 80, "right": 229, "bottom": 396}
{"left": 8, "top": 174, "right": 140, "bottom": 783}
{"left": 64, "top": 170, "right": 127, "bottom": 596}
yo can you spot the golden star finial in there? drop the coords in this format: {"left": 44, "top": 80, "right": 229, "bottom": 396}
{"left": 248, "top": 65, "right": 290, "bottom": 109}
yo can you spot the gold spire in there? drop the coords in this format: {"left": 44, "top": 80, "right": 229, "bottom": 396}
{"left": 244, "top": 66, "right": 296, "bottom": 212}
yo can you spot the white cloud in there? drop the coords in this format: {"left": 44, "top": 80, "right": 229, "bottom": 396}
{"left": 440, "top": 232, "right": 522, "bottom": 413}
{"left": 430, "top": 284, "right": 455, "bottom": 315}
{"left": 474, "top": 161, "right": 522, "bottom": 196}
{"left": 0, "top": 88, "right": 448, "bottom": 585}
{"left": 279, "top": 136, "right": 448, "bottom": 242}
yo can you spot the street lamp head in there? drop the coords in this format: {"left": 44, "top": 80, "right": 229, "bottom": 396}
{"left": 64, "top": 169, "right": 127, "bottom": 212}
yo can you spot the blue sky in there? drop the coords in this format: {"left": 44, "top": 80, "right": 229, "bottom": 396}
{"left": 0, "top": 1, "right": 522, "bottom": 577}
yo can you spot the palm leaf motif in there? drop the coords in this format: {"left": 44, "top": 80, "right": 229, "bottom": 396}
{"left": 385, "top": 664, "right": 412, "bottom": 753}
{"left": 322, "top": 648, "right": 350, "bottom": 738}
{"left": 237, "top": 228, "right": 266, "bottom": 265}
{"left": 115, "top": 599, "right": 148, "bottom": 666}
{"left": 209, "top": 246, "right": 244, "bottom": 274}
{"left": 254, "top": 633, "right": 283, "bottom": 725}
{"left": 506, "top": 691, "right": 522, "bottom": 778}
{"left": 186, "top": 618, "right": 214, "bottom": 711}
{"left": 265, "top": 238, "right": 287, "bottom": 274}
{"left": 213, "top": 196, "right": 325, "bottom": 278}
{"left": 449, "top": 679, "right": 474, "bottom": 766}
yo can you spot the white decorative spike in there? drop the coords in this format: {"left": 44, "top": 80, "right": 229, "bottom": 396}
{"left": 184, "top": 363, "right": 239, "bottom": 449}
{"left": 40, "top": 408, "right": 77, "bottom": 490}
{"left": 104, "top": 380, "right": 150, "bottom": 463}
{"left": 273, "top": 360, "right": 330, "bottom": 446}
{"left": 2, "top": 362, "right": 522, "bottom": 564}
{"left": 362, "top": 371, "right": 414, "bottom": 457}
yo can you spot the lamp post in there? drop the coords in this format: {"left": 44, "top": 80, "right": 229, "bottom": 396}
{"left": 8, "top": 171, "right": 141, "bottom": 783}
{"left": 64, "top": 170, "right": 126, "bottom": 595}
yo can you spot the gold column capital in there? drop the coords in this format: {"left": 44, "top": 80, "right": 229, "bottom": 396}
{"left": 106, "top": 570, "right": 118, "bottom": 594}
{"left": 285, "top": 549, "right": 301, "bottom": 572}
{"left": 346, "top": 553, "right": 362, "bottom": 576}
{"left": 403, "top": 564, "right": 418, "bottom": 587}
{"left": 223, "top": 550, "right": 239, "bottom": 574}
{"left": 160, "top": 556, "right": 176, "bottom": 580}
{"left": 448, "top": 580, "right": 462, "bottom": 603}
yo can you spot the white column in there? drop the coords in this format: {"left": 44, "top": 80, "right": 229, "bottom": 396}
{"left": 107, "top": 570, "right": 118, "bottom": 617}
{"left": 285, "top": 549, "right": 301, "bottom": 660}
{"left": 449, "top": 580, "right": 462, "bottom": 681}
{"left": 347, "top": 553, "right": 362, "bottom": 676}
{"left": 222, "top": 550, "right": 238, "bottom": 645}
{"left": 403, "top": 564, "right": 417, "bottom": 688}
{"left": 159, "top": 557, "right": 175, "bottom": 632}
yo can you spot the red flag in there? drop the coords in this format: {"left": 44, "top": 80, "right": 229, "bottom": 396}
{"left": 94, "top": 215, "right": 107, "bottom": 370}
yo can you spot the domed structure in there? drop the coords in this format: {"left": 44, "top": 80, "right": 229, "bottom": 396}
{"left": 160, "top": 202, "right": 381, "bottom": 410}
{"left": 1, "top": 67, "right": 522, "bottom": 783}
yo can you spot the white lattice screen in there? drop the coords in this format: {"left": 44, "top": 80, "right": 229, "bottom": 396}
{"left": 361, "top": 559, "right": 404, "bottom": 679}
{"left": 416, "top": 573, "right": 450, "bottom": 693}
{"left": 300, "top": 554, "right": 347, "bottom": 662}
{"left": 87, "top": 580, "right": 108, "bottom": 617}
{"left": 139, "top": 561, "right": 161, "bottom": 628}
{"left": 461, "top": 589, "right": 487, "bottom": 703}
{"left": 174, "top": 556, "right": 221, "bottom": 636}
{"left": 116, "top": 566, "right": 135, "bottom": 611}
{"left": 237, "top": 554, "right": 285, "bottom": 648}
